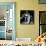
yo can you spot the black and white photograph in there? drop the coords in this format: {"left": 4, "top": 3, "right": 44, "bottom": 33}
{"left": 20, "top": 10, "right": 34, "bottom": 24}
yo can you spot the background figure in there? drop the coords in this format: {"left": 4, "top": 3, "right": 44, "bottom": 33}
{"left": 22, "top": 12, "right": 31, "bottom": 24}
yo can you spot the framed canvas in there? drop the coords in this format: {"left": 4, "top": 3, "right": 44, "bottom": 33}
{"left": 0, "top": 2, "right": 16, "bottom": 40}
{"left": 39, "top": 0, "right": 46, "bottom": 4}
{"left": 20, "top": 10, "right": 34, "bottom": 24}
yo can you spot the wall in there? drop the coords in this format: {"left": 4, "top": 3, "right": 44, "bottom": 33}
{"left": 16, "top": 0, "right": 39, "bottom": 40}
{"left": 0, "top": 0, "right": 46, "bottom": 41}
